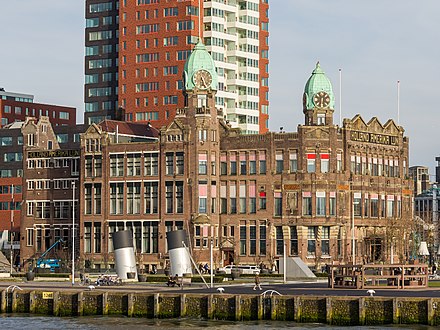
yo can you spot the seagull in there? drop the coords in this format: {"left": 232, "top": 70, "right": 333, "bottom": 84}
{"left": 87, "top": 285, "right": 96, "bottom": 291}
{"left": 217, "top": 287, "right": 225, "bottom": 294}
{"left": 367, "top": 289, "right": 375, "bottom": 297}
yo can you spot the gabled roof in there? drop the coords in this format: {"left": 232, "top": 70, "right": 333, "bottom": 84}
{"left": 98, "top": 120, "right": 159, "bottom": 139}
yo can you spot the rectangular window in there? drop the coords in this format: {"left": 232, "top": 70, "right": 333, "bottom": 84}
{"left": 329, "top": 192, "right": 336, "bottom": 216}
{"left": 307, "top": 153, "right": 316, "bottom": 173}
{"left": 370, "top": 195, "right": 379, "bottom": 218}
{"left": 290, "top": 226, "right": 298, "bottom": 255}
{"left": 259, "top": 191, "right": 266, "bottom": 210}
{"left": 110, "top": 154, "right": 124, "bottom": 177}
{"left": 144, "top": 153, "right": 159, "bottom": 176}
{"left": 274, "top": 192, "right": 282, "bottom": 216}
{"left": 85, "top": 184, "right": 92, "bottom": 215}
{"left": 27, "top": 228, "right": 34, "bottom": 246}
{"left": 259, "top": 222, "right": 266, "bottom": 256}
{"left": 127, "top": 182, "right": 141, "bottom": 214}
{"left": 240, "top": 223, "right": 246, "bottom": 255}
{"left": 276, "top": 151, "right": 283, "bottom": 174}
{"left": 110, "top": 183, "right": 124, "bottom": 214}
{"left": 94, "top": 223, "right": 102, "bottom": 253}
{"left": 289, "top": 151, "right": 297, "bottom": 173}
{"left": 250, "top": 222, "right": 256, "bottom": 255}
{"left": 364, "top": 194, "right": 369, "bottom": 217}
{"left": 177, "top": 20, "right": 194, "bottom": 31}
{"left": 0, "top": 137, "right": 12, "bottom": 146}
{"left": 321, "top": 227, "right": 330, "bottom": 255}
{"left": 240, "top": 153, "right": 247, "bottom": 175}
{"left": 302, "top": 192, "right": 312, "bottom": 216}
{"left": 259, "top": 151, "right": 266, "bottom": 174}
{"left": 337, "top": 153, "right": 342, "bottom": 172}
{"left": 320, "top": 153, "right": 329, "bottom": 173}
{"left": 387, "top": 196, "right": 395, "bottom": 218}
{"left": 144, "top": 181, "right": 159, "bottom": 214}
{"left": 84, "top": 223, "right": 92, "bottom": 253}
{"left": 381, "top": 196, "right": 386, "bottom": 217}
{"left": 127, "top": 153, "right": 141, "bottom": 176}
{"left": 230, "top": 152, "right": 237, "bottom": 175}
{"left": 142, "top": 221, "right": 159, "bottom": 254}
{"left": 166, "top": 153, "right": 174, "bottom": 175}
{"left": 307, "top": 227, "right": 316, "bottom": 256}
{"left": 94, "top": 184, "right": 101, "bottom": 215}
{"left": 353, "top": 193, "right": 361, "bottom": 216}
{"left": 276, "top": 227, "right": 283, "bottom": 255}
{"left": 198, "top": 153, "right": 207, "bottom": 175}
{"left": 176, "top": 152, "right": 184, "bottom": 175}
{"left": 198, "top": 181, "right": 207, "bottom": 213}
{"left": 220, "top": 153, "right": 227, "bottom": 175}
{"left": 166, "top": 181, "right": 173, "bottom": 213}
{"left": 249, "top": 151, "right": 257, "bottom": 174}
{"left": 316, "top": 192, "right": 326, "bottom": 216}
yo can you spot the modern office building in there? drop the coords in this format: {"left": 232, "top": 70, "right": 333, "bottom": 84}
{"left": 414, "top": 186, "right": 440, "bottom": 262}
{"left": 84, "top": 0, "right": 269, "bottom": 134}
{"left": 409, "top": 166, "right": 431, "bottom": 196}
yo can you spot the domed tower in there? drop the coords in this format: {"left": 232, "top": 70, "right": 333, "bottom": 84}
{"left": 181, "top": 41, "right": 221, "bottom": 235}
{"left": 184, "top": 41, "right": 218, "bottom": 107}
{"left": 303, "top": 62, "right": 335, "bottom": 126}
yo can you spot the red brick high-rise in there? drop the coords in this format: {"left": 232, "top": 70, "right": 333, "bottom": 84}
{"left": 85, "top": 0, "right": 269, "bottom": 133}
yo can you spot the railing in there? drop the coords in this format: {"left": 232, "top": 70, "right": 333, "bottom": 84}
{"left": 328, "top": 263, "right": 429, "bottom": 289}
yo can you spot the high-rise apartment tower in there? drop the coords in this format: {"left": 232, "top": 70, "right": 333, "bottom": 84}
{"left": 85, "top": 0, "right": 269, "bottom": 133}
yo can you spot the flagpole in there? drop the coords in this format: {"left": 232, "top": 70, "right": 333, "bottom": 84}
{"left": 397, "top": 80, "right": 400, "bottom": 125}
{"left": 10, "top": 184, "right": 14, "bottom": 276}
{"left": 198, "top": 0, "right": 202, "bottom": 42}
{"left": 339, "top": 69, "right": 342, "bottom": 127}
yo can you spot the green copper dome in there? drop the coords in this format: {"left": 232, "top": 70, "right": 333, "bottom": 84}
{"left": 184, "top": 41, "right": 218, "bottom": 91}
{"left": 303, "top": 62, "right": 335, "bottom": 109}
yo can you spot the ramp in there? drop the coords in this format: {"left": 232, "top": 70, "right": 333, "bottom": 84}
{"left": 0, "top": 251, "right": 11, "bottom": 273}
{"left": 279, "top": 257, "right": 316, "bottom": 279}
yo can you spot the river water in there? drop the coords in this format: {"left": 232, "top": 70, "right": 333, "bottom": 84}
{"left": 0, "top": 315, "right": 436, "bottom": 330}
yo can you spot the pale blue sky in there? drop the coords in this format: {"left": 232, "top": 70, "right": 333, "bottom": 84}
{"left": 1, "top": 1, "right": 439, "bottom": 174}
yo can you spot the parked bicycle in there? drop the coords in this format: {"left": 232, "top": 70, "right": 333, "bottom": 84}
{"left": 95, "top": 274, "right": 122, "bottom": 286}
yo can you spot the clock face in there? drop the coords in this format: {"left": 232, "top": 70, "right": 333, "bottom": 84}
{"left": 313, "top": 91, "right": 331, "bottom": 108}
{"left": 193, "top": 69, "right": 212, "bottom": 89}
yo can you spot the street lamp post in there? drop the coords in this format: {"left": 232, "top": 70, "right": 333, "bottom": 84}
{"left": 10, "top": 184, "right": 14, "bottom": 276}
{"left": 352, "top": 195, "right": 355, "bottom": 264}
{"left": 72, "top": 181, "right": 76, "bottom": 286}
{"left": 210, "top": 239, "right": 213, "bottom": 288}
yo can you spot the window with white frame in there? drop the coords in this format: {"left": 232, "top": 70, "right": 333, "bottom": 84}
{"left": 316, "top": 191, "right": 326, "bottom": 216}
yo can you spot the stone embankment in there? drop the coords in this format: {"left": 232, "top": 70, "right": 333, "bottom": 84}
{"left": 1, "top": 289, "right": 440, "bottom": 326}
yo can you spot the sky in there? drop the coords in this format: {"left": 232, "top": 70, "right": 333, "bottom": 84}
{"left": 0, "top": 1, "right": 439, "bottom": 174}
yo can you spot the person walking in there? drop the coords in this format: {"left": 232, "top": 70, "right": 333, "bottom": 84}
{"left": 253, "top": 273, "right": 262, "bottom": 290}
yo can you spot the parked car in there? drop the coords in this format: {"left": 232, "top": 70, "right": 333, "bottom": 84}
{"left": 217, "top": 265, "right": 260, "bottom": 275}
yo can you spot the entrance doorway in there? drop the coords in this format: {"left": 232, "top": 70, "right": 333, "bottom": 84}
{"left": 366, "top": 237, "right": 383, "bottom": 263}
{"left": 223, "top": 250, "right": 234, "bottom": 265}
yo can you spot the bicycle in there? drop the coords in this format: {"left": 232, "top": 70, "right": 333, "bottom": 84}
{"left": 79, "top": 274, "right": 91, "bottom": 286}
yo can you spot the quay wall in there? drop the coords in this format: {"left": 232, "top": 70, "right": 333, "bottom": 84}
{"left": 1, "top": 290, "right": 440, "bottom": 326}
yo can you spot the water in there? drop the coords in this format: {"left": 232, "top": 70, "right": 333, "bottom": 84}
{"left": 0, "top": 315, "right": 436, "bottom": 330}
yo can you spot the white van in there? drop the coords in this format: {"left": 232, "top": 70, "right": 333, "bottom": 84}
{"left": 217, "top": 265, "right": 260, "bottom": 275}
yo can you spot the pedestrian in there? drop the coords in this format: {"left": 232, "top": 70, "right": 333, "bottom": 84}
{"left": 253, "top": 273, "right": 262, "bottom": 290}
